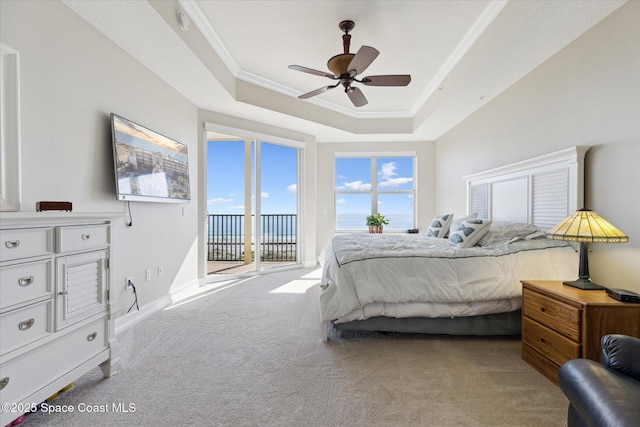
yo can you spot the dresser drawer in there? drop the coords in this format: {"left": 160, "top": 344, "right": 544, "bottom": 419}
{"left": 0, "top": 228, "right": 52, "bottom": 262}
{"left": 0, "top": 300, "right": 53, "bottom": 356}
{"left": 0, "top": 317, "right": 108, "bottom": 408}
{"left": 522, "top": 316, "right": 581, "bottom": 366}
{"left": 0, "top": 260, "right": 53, "bottom": 310}
{"left": 523, "top": 288, "right": 581, "bottom": 341}
{"left": 56, "top": 225, "right": 109, "bottom": 253}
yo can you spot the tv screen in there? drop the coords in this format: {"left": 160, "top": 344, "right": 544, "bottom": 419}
{"left": 111, "top": 114, "right": 191, "bottom": 203}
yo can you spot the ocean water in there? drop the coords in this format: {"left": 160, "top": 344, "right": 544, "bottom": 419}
{"left": 207, "top": 213, "right": 415, "bottom": 238}
{"left": 336, "top": 213, "right": 414, "bottom": 231}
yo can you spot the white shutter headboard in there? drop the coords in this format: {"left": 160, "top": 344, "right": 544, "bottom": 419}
{"left": 464, "top": 146, "right": 588, "bottom": 231}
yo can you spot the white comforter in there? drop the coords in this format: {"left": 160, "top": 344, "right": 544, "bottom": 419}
{"left": 319, "top": 233, "right": 578, "bottom": 323}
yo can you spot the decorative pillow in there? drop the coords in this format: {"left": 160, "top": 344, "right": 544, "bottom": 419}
{"left": 452, "top": 213, "right": 478, "bottom": 227}
{"left": 477, "top": 222, "right": 541, "bottom": 247}
{"left": 447, "top": 213, "right": 478, "bottom": 237}
{"left": 426, "top": 213, "right": 453, "bottom": 238}
{"left": 449, "top": 219, "right": 492, "bottom": 248}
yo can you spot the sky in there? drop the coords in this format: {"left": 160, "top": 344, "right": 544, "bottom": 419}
{"left": 207, "top": 142, "right": 414, "bottom": 228}
{"left": 335, "top": 156, "right": 414, "bottom": 216}
{"left": 207, "top": 141, "right": 297, "bottom": 215}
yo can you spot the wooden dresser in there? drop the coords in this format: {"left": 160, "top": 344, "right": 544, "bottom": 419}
{"left": 521, "top": 280, "right": 640, "bottom": 385}
{"left": 0, "top": 213, "right": 120, "bottom": 425}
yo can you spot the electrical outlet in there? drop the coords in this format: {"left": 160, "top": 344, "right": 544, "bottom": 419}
{"left": 125, "top": 276, "right": 133, "bottom": 290}
{"left": 145, "top": 269, "right": 151, "bottom": 281}
{"left": 158, "top": 265, "right": 164, "bottom": 277}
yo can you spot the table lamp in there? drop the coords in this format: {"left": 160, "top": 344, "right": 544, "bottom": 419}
{"left": 546, "top": 208, "right": 628, "bottom": 290}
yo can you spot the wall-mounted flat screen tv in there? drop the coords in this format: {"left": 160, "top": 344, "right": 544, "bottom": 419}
{"left": 111, "top": 113, "right": 191, "bottom": 203}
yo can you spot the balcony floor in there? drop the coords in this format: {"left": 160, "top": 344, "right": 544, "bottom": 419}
{"left": 207, "top": 260, "right": 295, "bottom": 275}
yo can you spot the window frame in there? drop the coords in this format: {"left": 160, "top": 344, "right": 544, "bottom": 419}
{"left": 334, "top": 151, "right": 417, "bottom": 232}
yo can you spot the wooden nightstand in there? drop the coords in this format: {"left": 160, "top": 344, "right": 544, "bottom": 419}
{"left": 521, "top": 280, "right": 640, "bottom": 385}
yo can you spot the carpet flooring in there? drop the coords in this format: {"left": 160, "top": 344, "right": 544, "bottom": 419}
{"left": 20, "top": 267, "right": 568, "bottom": 426}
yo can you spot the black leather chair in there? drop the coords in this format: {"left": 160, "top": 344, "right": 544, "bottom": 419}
{"left": 558, "top": 334, "right": 640, "bottom": 427}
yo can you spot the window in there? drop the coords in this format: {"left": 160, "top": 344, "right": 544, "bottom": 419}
{"left": 335, "top": 153, "right": 415, "bottom": 231}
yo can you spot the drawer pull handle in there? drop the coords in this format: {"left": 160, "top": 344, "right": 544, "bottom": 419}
{"left": 5, "top": 240, "right": 20, "bottom": 249}
{"left": 0, "top": 377, "right": 9, "bottom": 390}
{"left": 59, "top": 290, "right": 68, "bottom": 296}
{"left": 18, "top": 276, "right": 35, "bottom": 287}
{"left": 19, "top": 319, "right": 35, "bottom": 331}
{"left": 82, "top": 234, "right": 91, "bottom": 240}
{"left": 87, "top": 332, "right": 97, "bottom": 342}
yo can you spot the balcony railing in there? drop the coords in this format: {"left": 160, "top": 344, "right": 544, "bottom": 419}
{"left": 207, "top": 214, "right": 296, "bottom": 262}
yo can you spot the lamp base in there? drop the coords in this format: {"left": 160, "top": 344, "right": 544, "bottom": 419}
{"left": 563, "top": 278, "right": 605, "bottom": 290}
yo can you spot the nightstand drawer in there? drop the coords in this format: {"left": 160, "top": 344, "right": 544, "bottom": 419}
{"left": 522, "top": 316, "right": 580, "bottom": 366}
{"left": 523, "top": 288, "right": 581, "bottom": 341}
{"left": 0, "top": 228, "right": 52, "bottom": 262}
{"left": 56, "top": 225, "right": 109, "bottom": 253}
{"left": 0, "top": 260, "right": 53, "bottom": 310}
{"left": 522, "top": 344, "right": 561, "bottom": 384}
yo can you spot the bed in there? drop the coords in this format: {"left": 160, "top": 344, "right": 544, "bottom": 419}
{"left": 319, "top": 146, "right": 588, "bottom": 341}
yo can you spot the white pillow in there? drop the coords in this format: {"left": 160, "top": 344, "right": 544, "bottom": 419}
{"left": 426, "top": 213, "right": 453, "bottom": 238}
{"left": 477, "top": 221, "right": 540, "bottom": 247}
{"left": 449, "top": 219, "right": 492, "bottom": 248}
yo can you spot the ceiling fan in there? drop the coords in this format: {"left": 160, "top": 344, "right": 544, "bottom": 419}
{"left": 288, "top": 20, "right": 411, "bottom": 107}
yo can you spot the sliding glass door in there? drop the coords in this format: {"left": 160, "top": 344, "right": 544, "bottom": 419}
{"left": 258, "top": 143, "right": 298, "bottom": 267}
{"left": 206, "top": 134, "right": 299, "bottom": 275}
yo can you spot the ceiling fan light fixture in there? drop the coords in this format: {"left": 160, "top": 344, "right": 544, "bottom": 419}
{"left": 327, "top": 54, "right": 355, "bottom": 77}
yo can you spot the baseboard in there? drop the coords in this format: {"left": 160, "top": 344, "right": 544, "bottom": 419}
{"left": 115, "top": 278, "right": 200, "bottom": 335}
{"left": 114, "top": 294, "right": 171, "bottom": 335}
{"left": 303, "top": 260, "right": 319, "bottom": 268}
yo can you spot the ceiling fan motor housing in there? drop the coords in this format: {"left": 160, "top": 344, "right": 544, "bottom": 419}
{"left": 327, "top": 20, "right": 356, "bottom": 78}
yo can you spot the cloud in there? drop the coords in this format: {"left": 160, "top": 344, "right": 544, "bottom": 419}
{"left": 286, "top": 184, "right": 297, "bottom": 194}
{"left": 261, "top": 192, "right": 269, "bottom": 198}
{"left": 378, "top": 177, "right": 413, "bottom": 187}
{"left": 378, "top": 161, "right": 413, "bottom": 188}
{"left": 336, "top": 198, "right": 346, "bottom": 204}
{"left": 379, "top": 162, "right": 397, "bottom": 180}
{"left": 338, "top": 180, "right": 371, "bottom": 191}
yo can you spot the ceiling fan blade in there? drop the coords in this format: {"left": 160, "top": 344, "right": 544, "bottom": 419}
{"left": 361, "top": 75, "right": 411, "bottom": 86}
{"left": 347, "top": 86, "right": 368, "bottom": 107}
{"left": 298, "top": 84, "right": 338, "bottom": 99}
{"left": 288, "top": 65, "right": 335, "bottom": 79}
{"left": 347, "top": 46, "right": 379, "bottom": 76}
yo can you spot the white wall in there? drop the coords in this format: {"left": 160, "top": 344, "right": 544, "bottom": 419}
{"left": 0, "top": 1, "right": 200, "bottom": 314}
{"left": 435, "top": 2, "right": 640, "bottom": 291}
{"left": 315, "top": 141, "right": 435, "bottom": 254}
